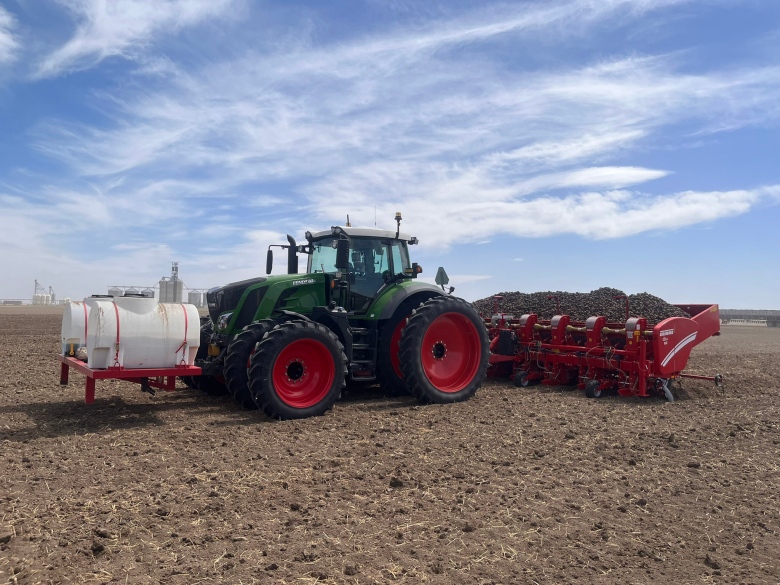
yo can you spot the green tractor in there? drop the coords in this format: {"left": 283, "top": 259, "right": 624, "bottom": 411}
{"left": 187, "top": 215, "right": 489, "bottom": 419}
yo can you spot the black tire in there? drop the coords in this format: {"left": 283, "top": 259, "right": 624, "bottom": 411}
{"left": 585, "top": 379, "right": 602, "bottom": 398}
{"left": 224, "top": 321, "right": 273, "bottom": 409}
{"left": 514, "top": 370, "right": 530, "bottom": 387}
{"left": 179, "top": 320, "right": 217, "bottom": 392}
{"left": 249, "top": 321, "right": 347, "bottom": 420}
{"left": 399, "top": 296, "right": 489, "bottom": 404}
{"left": 180, "top": 375, "right": 197, "bottom": 389}
{"left": 376, "top": 300, "right": 426, "bottom": 397}
{"left": 198, "top": 375, "right": 228, "bottom": 396}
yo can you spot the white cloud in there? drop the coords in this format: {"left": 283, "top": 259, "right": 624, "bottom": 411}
{"left": 0, "top": 5, "right": 19, "bottom": 65}
{"left": 10, "top": 0, "right": 780, "bottom": 299}
{"left": 34, "top": 0, "right": 238, "bottom": 78}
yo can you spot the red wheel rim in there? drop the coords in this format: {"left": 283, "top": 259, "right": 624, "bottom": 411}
{"left": 272, "top": 339, "right": 335, "bottom": 408}
{"left": 420, "top": 312, "right": 481, "bottom": 392}
{"left": 390, "top": 314, "right": 411, "bottom": 380}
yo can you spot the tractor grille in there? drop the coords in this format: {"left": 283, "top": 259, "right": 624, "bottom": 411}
{"left": 207, "top": 277, "right": 267, "bottom": 324}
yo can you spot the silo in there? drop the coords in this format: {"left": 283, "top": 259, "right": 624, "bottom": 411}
{"left": 43, "top": 294, "right": 51, "bottom": 305}
{"left": 32, "top": 294, "right": 40, "bottom": 305}
{"left": 159, "top": 278, "right": 170, "bottom": 303}
{"left": 142, "top": 288, "right": 155, "bottom": 299}
{"left": 51, "top": 292, "right": 57, "bottom": 304}
{"left": 125, "top": 287, "right": 140, "bottom": 296}
{"left": 174, "top": 280, "right": 185, "bottom": 303}
{"left": 108, "top": 286, "right": 123, "bottom": 298}
{"left": 188, "top": 290, "right": 202, "bottom": 307}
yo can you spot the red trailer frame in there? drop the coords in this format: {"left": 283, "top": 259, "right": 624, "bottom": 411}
{"left": 58, "top": 355, "right": 201, "bottom": 404}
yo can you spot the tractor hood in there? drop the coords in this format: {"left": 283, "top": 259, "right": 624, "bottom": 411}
{"left": 206, "top": 273, "right": 327, "bottom": 334}
{"left": 206, "top": 277, "right": 268, "bottom": 325}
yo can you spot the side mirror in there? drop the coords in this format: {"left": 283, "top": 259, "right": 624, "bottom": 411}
{"left": 266, "top": 249, "right": 273, "bottom": 275}
{"left": 335, "top": 237, "right": 350, "bottom": 270}
{"left": 435, "top": 267, "right": 449, "bottom": 286}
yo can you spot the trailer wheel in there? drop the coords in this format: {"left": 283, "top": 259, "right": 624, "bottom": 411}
{"left": 585, "top": 379, "right": 602, "bottom": 398}
{"left": 399, "top": 296, "right": 489, "bottom": 404}
{"left": 249, "top": 321, "right": 346, "bottom": 420}
{"left": 224, "top": 321, "right": 274, "bottom": 409}
{"left": 376, "top": 300, "right": 421, "bottom": 397}
{"left": 514, "top": 371, "right": 531, "bottom": 387}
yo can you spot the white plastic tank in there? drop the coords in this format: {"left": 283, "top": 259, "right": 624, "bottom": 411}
{"left": 61, "top": 297, "right": 104, "bottom": 355}
{"left": 87, "top": 296, "right": 200, "bottom": 369}
{"left": 108, "top": 286, "right": 123, "bottom": 298}
{"left": 187, "top": 290, "right": 202, "bottom": 307}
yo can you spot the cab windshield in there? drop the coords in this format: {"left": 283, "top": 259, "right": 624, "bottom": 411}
{"left": 308, "top": 236, "right": 411, "bottom": 278}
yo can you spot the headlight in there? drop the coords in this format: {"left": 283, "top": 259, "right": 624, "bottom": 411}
{"left": 217, "top": 312, "right": 233, "bottom": 331}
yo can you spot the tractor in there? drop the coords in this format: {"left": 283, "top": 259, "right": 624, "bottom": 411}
{"left": 183, "top": 214, "right": 489, "bottom": 419}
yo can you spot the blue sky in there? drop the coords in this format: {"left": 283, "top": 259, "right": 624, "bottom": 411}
{"left": 1, "top": 0, "right": 778, "bottom": 308}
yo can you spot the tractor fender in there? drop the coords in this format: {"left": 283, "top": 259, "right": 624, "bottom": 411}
{"left": 377, "top": 284, "right": 444, "bottom": 321}
{"left": 277, "top": 310, "right": 312, "bottom": 323}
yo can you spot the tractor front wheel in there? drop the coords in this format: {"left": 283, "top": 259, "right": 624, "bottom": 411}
{"left": 249, "top": 321, "right": 347, "bottom": 420}
{"left": 399, "top": 296, "right": 489, "bottom": 404}
{"left": 376, "top": 300, "right": 421, "bottom": 397}
{"left": 224, "top": 321, "right": 273, "bottom": 409}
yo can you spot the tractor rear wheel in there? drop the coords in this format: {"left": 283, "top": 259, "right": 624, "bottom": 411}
{"left": 399, "top": 296, "right": 489, "bottom": 404}
{"left": 249, "top": 321, "right": 347, "bottom": 420}
{"left": 224, "top": 321, "right": 273, "bottom": 409}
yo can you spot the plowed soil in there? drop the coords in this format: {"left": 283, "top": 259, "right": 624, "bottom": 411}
{"left": 1, "top": 309, "right": 778, "bottom": 584}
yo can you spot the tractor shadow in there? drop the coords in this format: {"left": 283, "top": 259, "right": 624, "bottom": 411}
{"left": 340, "top": 382, "right": 419, "bottom": 411}
{"left": 0, "top": 386, "right": 273, "bottom": 443}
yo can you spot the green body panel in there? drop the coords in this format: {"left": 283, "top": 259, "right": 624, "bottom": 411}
{"left": 218, "top": 273, "right": 440, "bottom": 336}
{"left": 222, "top": 274, "right": 328, "bottom": 335}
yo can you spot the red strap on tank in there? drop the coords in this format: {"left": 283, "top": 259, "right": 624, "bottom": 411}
{"left": 112, "top": 301, "right": 121, "bottom": 368}
{"left": 82, "top": 302, "right": 88, "bottom": 344}
{"left": 176, "top": 304, "right": 189, "bottom": 365}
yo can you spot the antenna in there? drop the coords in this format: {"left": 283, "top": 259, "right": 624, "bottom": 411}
{"left": 346, "top": 214, "right": 351, "bottom": 227}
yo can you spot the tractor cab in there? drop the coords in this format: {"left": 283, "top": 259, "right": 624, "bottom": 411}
{"left": 306, "top": 226, "right": 417, "bottom": 313}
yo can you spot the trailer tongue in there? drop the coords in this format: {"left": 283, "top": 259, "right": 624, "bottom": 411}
{"left": 486, "top": 303, "right": 722, "bottom": 401}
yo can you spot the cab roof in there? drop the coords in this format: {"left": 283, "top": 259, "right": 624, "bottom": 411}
{"left": 310, "top": 226, "right": 414, "bottom": 241}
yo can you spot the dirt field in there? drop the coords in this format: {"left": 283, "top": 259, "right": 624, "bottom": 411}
{"left": 1, "top": 310, "right": 778, "bottom": 584}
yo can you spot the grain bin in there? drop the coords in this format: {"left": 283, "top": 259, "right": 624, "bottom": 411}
{"left": 142, "top": 288, "right": 155, "bottom": 298}
{"left": 108, "top": 286, "right": 123, "bottom": 298}
{"left": 187, "top": 290, "right": 202, "bottom": 307}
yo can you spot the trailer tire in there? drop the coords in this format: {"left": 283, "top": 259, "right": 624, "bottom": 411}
{"left": 224, "top": 321, "right": 274, "bottom": 409}
{"left": 249, "top": 321, "right": 347, "bottom": 420}
{"left": 399, "top": 296, "right": 489, "bottom": 404}
{"left": 376, "top": 301, "right": 419, "bottom": 397}
{"left": 514, "top": 371, "right": 531, "bottom": 388}
{"left": 585, "top": 379, "right": 602, "bottom": 398}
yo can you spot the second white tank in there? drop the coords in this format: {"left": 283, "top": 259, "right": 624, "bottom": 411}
{"left": 87, "top": 296, "right": 200, "bottom": 369}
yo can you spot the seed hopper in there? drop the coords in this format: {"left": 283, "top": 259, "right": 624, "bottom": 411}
{"left": 486, "top": 301, "right": 722, "bottom": 401}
